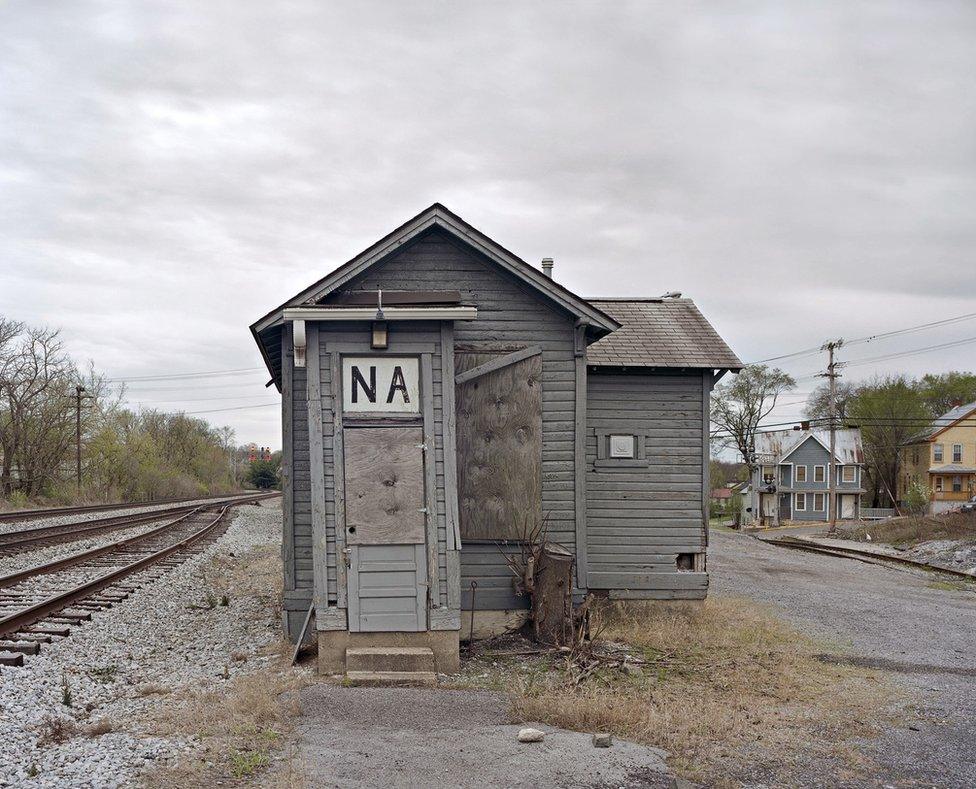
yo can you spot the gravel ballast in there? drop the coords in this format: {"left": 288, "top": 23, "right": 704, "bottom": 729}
{"left": 0, "top": 500, "right": 284, "bottom": 789}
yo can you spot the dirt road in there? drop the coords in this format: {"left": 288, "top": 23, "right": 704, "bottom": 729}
{"left": 710, "top": 528, "right": 976, "bottom": 788}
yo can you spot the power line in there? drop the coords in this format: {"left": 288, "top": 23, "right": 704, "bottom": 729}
{"left": 105, "top": 367, "right": 266, "bottom": 383}
{"left": 794, "top": 335, "right": 976, "bottom": 380}
{"left": 749, "top": 311, "right": 976, "bottom": 365}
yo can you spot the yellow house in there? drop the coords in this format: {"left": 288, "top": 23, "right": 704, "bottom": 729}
{"left": 899, "top": 400, "right": 976, "bottom": 512}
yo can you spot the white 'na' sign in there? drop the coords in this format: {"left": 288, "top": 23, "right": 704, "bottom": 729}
{"left": 342, "top": 356, "right": 420, "bottom": 413}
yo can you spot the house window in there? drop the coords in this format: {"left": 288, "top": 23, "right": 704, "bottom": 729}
{"left": 814, "top": 465, "right": 825, "bottom": 483}
{"left": 934, "top": 444, "right": 944, "bottom": 463}
{"left": 608, "top": 434, "right": 636, "bottom": 459}
{"left": 795, "top": 492, "right": 807, "bottom": 511}
{"left": 912, "top": 449, "right": 919, "bottom": 465}
{"left": 952, "top": 476, "right": 963, "bottom": 493}
{"left": 761, "top": 466, "right": 775, "bottom": 484}
{"left": 841, "top": 466, "right": 856, "bottom": 483}
{"left": 813, "top": 492, "right": 825, "bottom": 511}
{"left": 795, "top": 465, "right": 807, "bottom": 482}
{"left": 953, "top": 444, "right": 963, "bottom": 463}
{"left": 935, "top": 476, "right": 943, "bottom": 492}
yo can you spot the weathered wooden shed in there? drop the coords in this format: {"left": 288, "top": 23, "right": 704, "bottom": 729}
{"left": 250, "top": 204, "right": 741, "bottom": 676}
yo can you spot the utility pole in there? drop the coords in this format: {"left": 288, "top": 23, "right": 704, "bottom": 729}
{"left": 818, "top": 340, "right": 844, "bottom": 533}
{"left": 75, "top": 385, "right": 86, "bottom": 494}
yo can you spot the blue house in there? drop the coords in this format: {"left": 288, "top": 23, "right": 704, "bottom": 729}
{"left": 748, "top": 429, "right": 865, "bottom": 526}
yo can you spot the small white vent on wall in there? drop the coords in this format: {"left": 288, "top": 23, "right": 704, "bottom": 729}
{"left": 609, "top": 434, "right": 636, "bottom": 459}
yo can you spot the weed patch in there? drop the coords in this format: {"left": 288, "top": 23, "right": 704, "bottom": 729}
{"left": 461, "top": 596, "right": 897, "bottom": 785}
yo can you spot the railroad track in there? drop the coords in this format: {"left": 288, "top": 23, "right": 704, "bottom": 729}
{"left": 767, "top": 535, "right": 976, "bottom": 582}
{"left": 0, "top": 491, "right": 258, "bottom": 523}
{"left": 0, "top": 505, "right": 237, "bottom": 666}
{"left": 0, "top": 491, "right": 279, "bottom": 555}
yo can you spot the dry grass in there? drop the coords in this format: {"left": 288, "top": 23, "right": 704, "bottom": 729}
{"left": 484, "top": 597, "right": 898, "bottom": 785}
{"left": 83, "top": 718, "right": 114, "bottom": 737}
{"left": 202, "top": 543, "right": 282, "bottom": 611}
{"left": 837, "top": 511, "right": 976, "bottom": 546}
{"left": 136, "top": 682, "right": 172, "bottom": 697}
{"left": 35, "top": 715, "right": 79, "bottom": 747}
{"left": 145, "top": 536, "right": 305, "bottom": 787}
{"left": 146, "top": 666, "right": 308, "bottom": 787}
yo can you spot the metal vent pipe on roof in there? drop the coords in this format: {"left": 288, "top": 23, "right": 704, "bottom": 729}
{"left": 541, "top": 257, "right": 554, "bottom": 278}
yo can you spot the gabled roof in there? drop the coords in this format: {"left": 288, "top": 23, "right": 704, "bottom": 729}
{"left": 252, "top": 203, "right": 619, "bottom": 337}
{"left": 917, "top": 400, "right": 976, "bottom": 441}
{"left": 250, "top": 204, "right": 621, "bottom": 386}
{"left": 754, "top": 429, "right": 864, "bottom": 465}
{"left": 585, "top": 298, "right": 742, "bottom": 370}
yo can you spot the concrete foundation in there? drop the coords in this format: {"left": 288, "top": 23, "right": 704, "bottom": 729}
{"left": 317, "top": 630, "right": 460, "bottom": 675}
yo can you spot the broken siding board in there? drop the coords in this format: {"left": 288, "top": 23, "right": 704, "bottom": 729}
{"left": 454, "top": 345, "right": 542, "bottom": 385}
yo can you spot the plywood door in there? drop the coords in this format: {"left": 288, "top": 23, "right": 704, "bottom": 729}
{"left": 344, "top": 427, "right": 426, "bottom": 544}
{"left": 455, "top": 351, "right": 542, "bottom": 541}
{"left": 343, "top": 426, "right": 427, "bottom": 632}
{"left": 841, "top": 495, "right": 855, "bottom": 519}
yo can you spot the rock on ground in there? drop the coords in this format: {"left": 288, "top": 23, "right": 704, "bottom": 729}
{"left": 277, "top": 685, "right": 672, "bottom": 788}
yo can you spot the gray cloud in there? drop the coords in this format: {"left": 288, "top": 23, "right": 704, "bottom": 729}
{"left": 2, "top": 0, "right": 975, "bottom": 446}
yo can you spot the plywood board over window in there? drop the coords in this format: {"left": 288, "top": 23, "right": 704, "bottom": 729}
{"left": 455, "top": 350, "right": 542, "bottom": 541}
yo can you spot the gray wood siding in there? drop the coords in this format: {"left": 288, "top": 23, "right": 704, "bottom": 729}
{"left": 342, "top": 230, "right": 579, "bottom": 605}
{"left": 584, "top": 371, "right": 707, "bottom": 598}
{"left": 288, "top": 321, "right": 451, "bottom": 613}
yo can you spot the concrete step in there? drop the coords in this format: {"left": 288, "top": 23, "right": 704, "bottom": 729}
{"left": 345, "top": 670, "right": 437, "bottom": 687}
{"left": 345, "top": 646, "right": 435, "bottom": 673}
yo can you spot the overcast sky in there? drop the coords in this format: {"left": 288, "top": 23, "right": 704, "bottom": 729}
{"left": 2, "top": 1, "right": 974, "bottom": 449}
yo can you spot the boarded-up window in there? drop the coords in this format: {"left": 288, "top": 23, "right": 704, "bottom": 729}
{"left": 455, "top": 350, "right": 542, "bottom": 540}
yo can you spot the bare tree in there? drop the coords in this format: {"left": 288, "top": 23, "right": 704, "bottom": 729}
{"left": 711, "top": 364, "right": 796, "bottom": 473}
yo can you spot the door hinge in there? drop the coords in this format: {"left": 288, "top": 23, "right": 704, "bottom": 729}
{"left": 418, "top": 507, "right": 429, "bottom": 514}
{"left": 416, "top": 443, "right": 428, "bottom": 451}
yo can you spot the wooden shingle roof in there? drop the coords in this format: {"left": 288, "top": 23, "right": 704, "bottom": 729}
{"left": 586, "top": 298, "right": 743, "bottom": 370}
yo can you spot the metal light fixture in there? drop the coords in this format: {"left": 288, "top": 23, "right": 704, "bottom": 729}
{"left": 371, "top": 321, "right": 388, "bottom": 349}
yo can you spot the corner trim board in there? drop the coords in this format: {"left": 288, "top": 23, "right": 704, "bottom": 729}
{"left": 305, "top": 324, "right": 329, "bottom": 614}
{"left": 574, "top": 324, "right": 588, "bottom": 589}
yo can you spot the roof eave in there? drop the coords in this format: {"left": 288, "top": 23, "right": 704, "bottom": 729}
{"left": 251, "top": 203, "right": 620, "bottom": 337}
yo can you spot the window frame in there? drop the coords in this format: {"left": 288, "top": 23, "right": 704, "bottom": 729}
{"left": 935, "top": 476, "right": 943, "bottom": 492}
{"left": 795, "top": 465, "right": 807, "bottom": 483}
{"left": 952, "top": 475, "right": 963, "bottom": 493}
{"left": 934, "top": 444, "right": 944, "bottom": 463}
{"left": 813, "top": 492, "right": 825, "bottom": 511}
{"left": 841, "top": 465, "right": 856, "bottom": 483}
{"left": 952, "top": 444, "right": 963, "bottom": 463}
{"left": 593, "top": 429, "right": 647, "bottom": 468}
{"left": 813, "top": 465, "right": 826, "bottom": 483}
{"left": 795, "top": 492, "right": 807, "bottom": 511}
{"left": 761, "top": 465, "right": 776, "bottom": 484}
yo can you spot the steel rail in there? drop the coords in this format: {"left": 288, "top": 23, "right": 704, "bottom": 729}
{"left": 0, "top": 507, "right": 204, "bottom": 588}
{"left": 0, "top": 507, "right": 231, "bottom": 638}
{"left": 0, "top": 490, "right": 279, "bottom": 523}
{"left": 0, "top": 492, "right": 279, "bottom": 552}
{"left": 768, "top": 536, "right": 976, "bottom": 581}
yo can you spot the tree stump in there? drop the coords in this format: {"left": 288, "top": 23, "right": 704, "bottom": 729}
{"left": 532, "top": 543, "right": 574, "bottom": 646}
